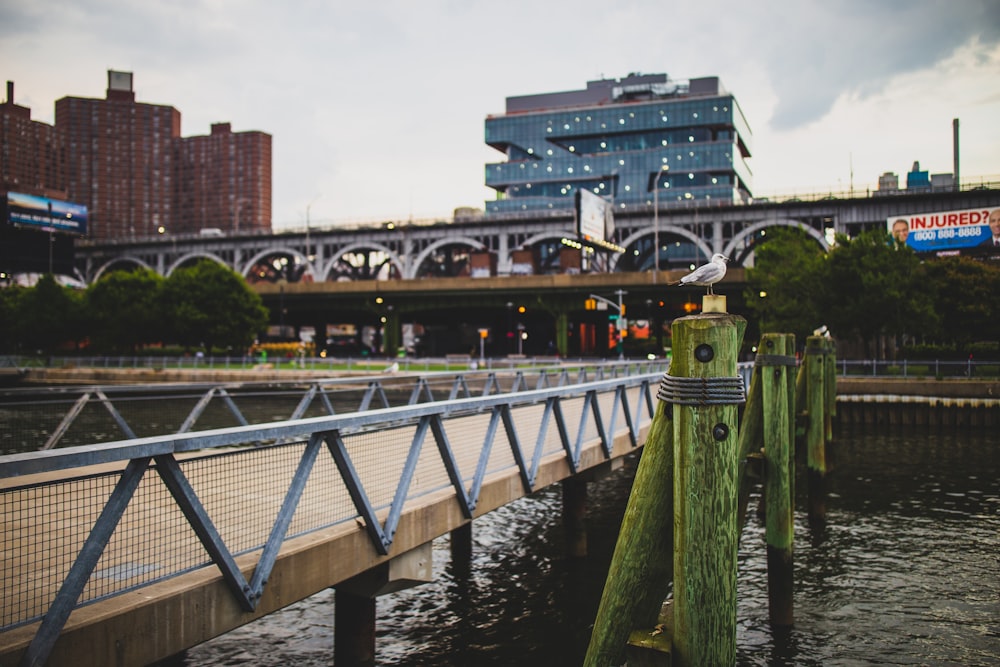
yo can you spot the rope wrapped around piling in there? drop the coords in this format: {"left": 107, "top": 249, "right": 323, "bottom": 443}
{"left": 657, "top": 372, "right": 746, "bottom": 406}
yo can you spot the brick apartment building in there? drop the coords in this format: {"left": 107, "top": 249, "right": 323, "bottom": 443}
{"left": 1, "top": 71, "right": 271, "bottom": 243}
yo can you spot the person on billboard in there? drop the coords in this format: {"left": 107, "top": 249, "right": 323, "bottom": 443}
{"left": 979, "top": 208, "right": 1000, "bottom": 247}
{"left": 891, "top": 219, "right": 910, "bottom": 246}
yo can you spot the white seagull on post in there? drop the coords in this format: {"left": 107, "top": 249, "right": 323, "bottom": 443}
{"left": 668, "top": 253, "right": 729, "bottom": 294}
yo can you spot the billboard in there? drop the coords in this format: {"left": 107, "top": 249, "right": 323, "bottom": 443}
{"left": 576, "top": 188, "right": 621, "bottom": 252}
{"left": 577, "top": 188, "right": 607, "bottom": 241}
{"left": 887, "top": 205, "right": 999, "bottom": 253}
{"left": 5, "top": 192, "right": 88, "bottom": 236}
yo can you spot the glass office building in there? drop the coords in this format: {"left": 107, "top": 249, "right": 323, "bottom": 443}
{"left": 484, "top": 73, "right": 753, "bottom": 215}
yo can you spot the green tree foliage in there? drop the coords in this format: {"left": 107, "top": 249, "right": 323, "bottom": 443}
{"left": 744, "top": 227, "right": 828, "bottom": 342}
{"left": 161, "top": 260, "right": 269, "bottom": 352}
{"left": 16, "top": 274, "right": 87, "bottom": 355}
{"left": 0, "top": 286, "right": 25, "bottom": 352}
{"left": 85, "top": 267, "right": 165, "bottom": 353}
{"left": 821, "top": 230, "right": 935, "bottom": 357}
{"left": 746, "top": 228, "right": 949, "bottom": 358}
{"left": 920, "top": 256, "right": 1000, "bottom": 349}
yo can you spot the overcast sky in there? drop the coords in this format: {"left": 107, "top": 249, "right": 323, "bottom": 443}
{"left": 3, "top": 0, "right": 999, "bottom": 229}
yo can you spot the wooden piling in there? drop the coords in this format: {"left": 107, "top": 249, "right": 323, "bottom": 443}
{"left": 761, "top": 333, "right": 795, "bottom": 626}
{"left": 735, "top": 340, "right": 763, "bottom": 541}
{"left": 584, "top": 398, "right": 675, "bottom": 666}
{"left": 805, "top": 336, "right": 827, "bottom": 525}
{"left": 823, "top": 338, "right": 836, "bottom": 445}
{"left": 671, "top": 312, "right": 746, "bottom": 667}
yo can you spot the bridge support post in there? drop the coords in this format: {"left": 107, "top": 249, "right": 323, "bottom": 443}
{"left": 450, "top": 522, "right": 472, "bottom": 576}
{"left": 334, "top": 543, "right": 433, "bottom": 666}
{"left": 335, "top": 590, "right": 376, "bottom": 666}
{"left": 555, "top": 310, "right": 569, "bottom": 358}
{"left": 562, "top": 477, "right": 588, "bottom": 558}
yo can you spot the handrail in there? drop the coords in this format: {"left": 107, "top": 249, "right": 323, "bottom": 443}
{"left": 1, "top": 361, "right": 668, "bottom": 453}
{"left": 1, "top": 370, "right": 663, "bottom": 664}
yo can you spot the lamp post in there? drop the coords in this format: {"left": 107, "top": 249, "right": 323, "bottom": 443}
{"left": 506, "top": 302, "right": 514, "bottom": 355}
{"left": 47, "top": 201, "right": 53, "bottom": 276}
{"left": 651, "top": 167, "right": 668, "bottom": 282}
{"left": 305, "top": 195, "right": 322, "bottom": 262}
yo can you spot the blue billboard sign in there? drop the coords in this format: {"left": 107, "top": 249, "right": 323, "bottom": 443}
{"left": 6, "top": 191, "right": 88, "bottom": 236}
{"left": 887, "top": 206, "right": 999, "bottom": 253}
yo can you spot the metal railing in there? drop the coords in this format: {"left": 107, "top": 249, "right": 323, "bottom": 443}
{"left": 0, "top": 369, "right": 665, "bottom": 664}
{"left": 0, "top": 362, "right": 665, "bottom": 454}
{"left": 4, "top": 354, "right": 630, "bottom": 373}
{"left": 838, "top": 358, "right": 1000, "bottom": 378}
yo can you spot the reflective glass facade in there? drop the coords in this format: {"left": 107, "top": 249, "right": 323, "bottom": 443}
{"left": 484, "top": 73, "right": 752, "bottom": 215}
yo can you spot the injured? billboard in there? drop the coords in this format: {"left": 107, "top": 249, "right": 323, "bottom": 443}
{"left": 887, "top": 206, "right": 1000, "bottom": 253}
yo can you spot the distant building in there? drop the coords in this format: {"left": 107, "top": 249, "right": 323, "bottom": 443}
{"left": 0, "top": 81, "right": 63, "bottom": 198}
{"left": 906, "top": 161, "right": 930, "bottom": 190}
{"left": 176, "top": 122, "right": 272, "bottom": 235}
{"left": 55, "top": 71, "right": 181, "bottom": 240}
{"left": 878, "top": 172, "right": 899, "bottom": 193}
{"left": 3, "top": 71, "right": 271, "bottom": 242}
{"left": 483, "top": 73, "right": 753, "bottom": 215}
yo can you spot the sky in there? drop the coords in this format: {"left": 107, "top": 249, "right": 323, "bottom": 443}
{"left": 2, "top": 0, "right": 999, "bottom": 230}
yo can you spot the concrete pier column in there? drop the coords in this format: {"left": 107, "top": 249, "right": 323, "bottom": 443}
{"left": 334, "top": 543, "right": 433, "bottom": 665}
{"left": 334, "top": 590, "right": 376, "bottom": 667}
{"left": 450, "top": 522, "right": 472, "bottom": 576}
{"left": 562, "top": 477, "right": 588, "bottom": 558}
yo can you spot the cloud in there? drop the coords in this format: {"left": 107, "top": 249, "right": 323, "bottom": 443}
{"left": 753, "top": 0, "right": 1000, "bottom": 129}
{"left": 2, "top": 0, "right": 998, "bottom": 225}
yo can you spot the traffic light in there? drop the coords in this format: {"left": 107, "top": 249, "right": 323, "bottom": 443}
{"left": 585, "top": 298, "right": 597, "bottom": 310}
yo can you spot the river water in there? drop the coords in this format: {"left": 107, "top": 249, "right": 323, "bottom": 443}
{"left": 163, "top": 427, "right": 999, "bottom": 666}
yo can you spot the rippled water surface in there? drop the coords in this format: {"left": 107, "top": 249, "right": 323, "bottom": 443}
{"left": 178, "top": 429, "right": 1000, "bottom": 666}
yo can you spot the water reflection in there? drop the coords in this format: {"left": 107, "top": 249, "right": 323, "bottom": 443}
{"left": 181, "top": 430, "right": 1000, "bottom": 666}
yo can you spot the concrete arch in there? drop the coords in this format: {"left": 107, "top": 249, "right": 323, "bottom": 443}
{"left": 321, "top": 242, "right": 403, "bottom": 281}
{"left": 614, "top": 227, "right": 713, "bottom": 272}
{"left": 166, "top": 252, "right": 230, "bottom": 277}
{"left": 91, "top": 257, "right": 153, "bottom": 283}
{"left": 507, "top": 231, "right": 573, "bottom": 273}
{"left": 409, "top": 236, "right": 487, "bottom": 280}
{"left": 240, "top": 247, "right": 314, "bottom": 282}
{"left": 723, "top": 219, "right": 829, "bottom": 264}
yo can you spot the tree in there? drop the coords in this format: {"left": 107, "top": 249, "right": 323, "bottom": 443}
{"left": 161, "top": 260, "right": 269, "bottom": 352}
{"left": 16, "top": 274, "right": 87, "bottom": 356}
{"left": 0, "top": 286, "right": 25, "bottom": 353}
{"left": 744, "top": 226, "right": 828, "bottom": 343}
{"left": 821, "top": 230, "right": 935, "bottom": 359}
{"left": 86, "top": 267, "right": 165, "bottom": 353}
{"left": 920, "top": 256, "right": 1000, "bottom": 351}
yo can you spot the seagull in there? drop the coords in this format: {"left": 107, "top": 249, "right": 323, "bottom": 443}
{"left": 668, "top": 253, "right": 729, "bottom": 294}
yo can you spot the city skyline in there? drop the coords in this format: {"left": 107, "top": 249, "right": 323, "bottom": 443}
{"left": 2, "top": 0, "right": 999, "bottom": 228}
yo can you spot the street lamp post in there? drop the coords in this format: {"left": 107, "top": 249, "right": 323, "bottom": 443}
{"left": 651, "top": 167, "right": 668, "bottom": 282}
{"left": 305, "top": 195, "right": 322, "bottom": 262}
